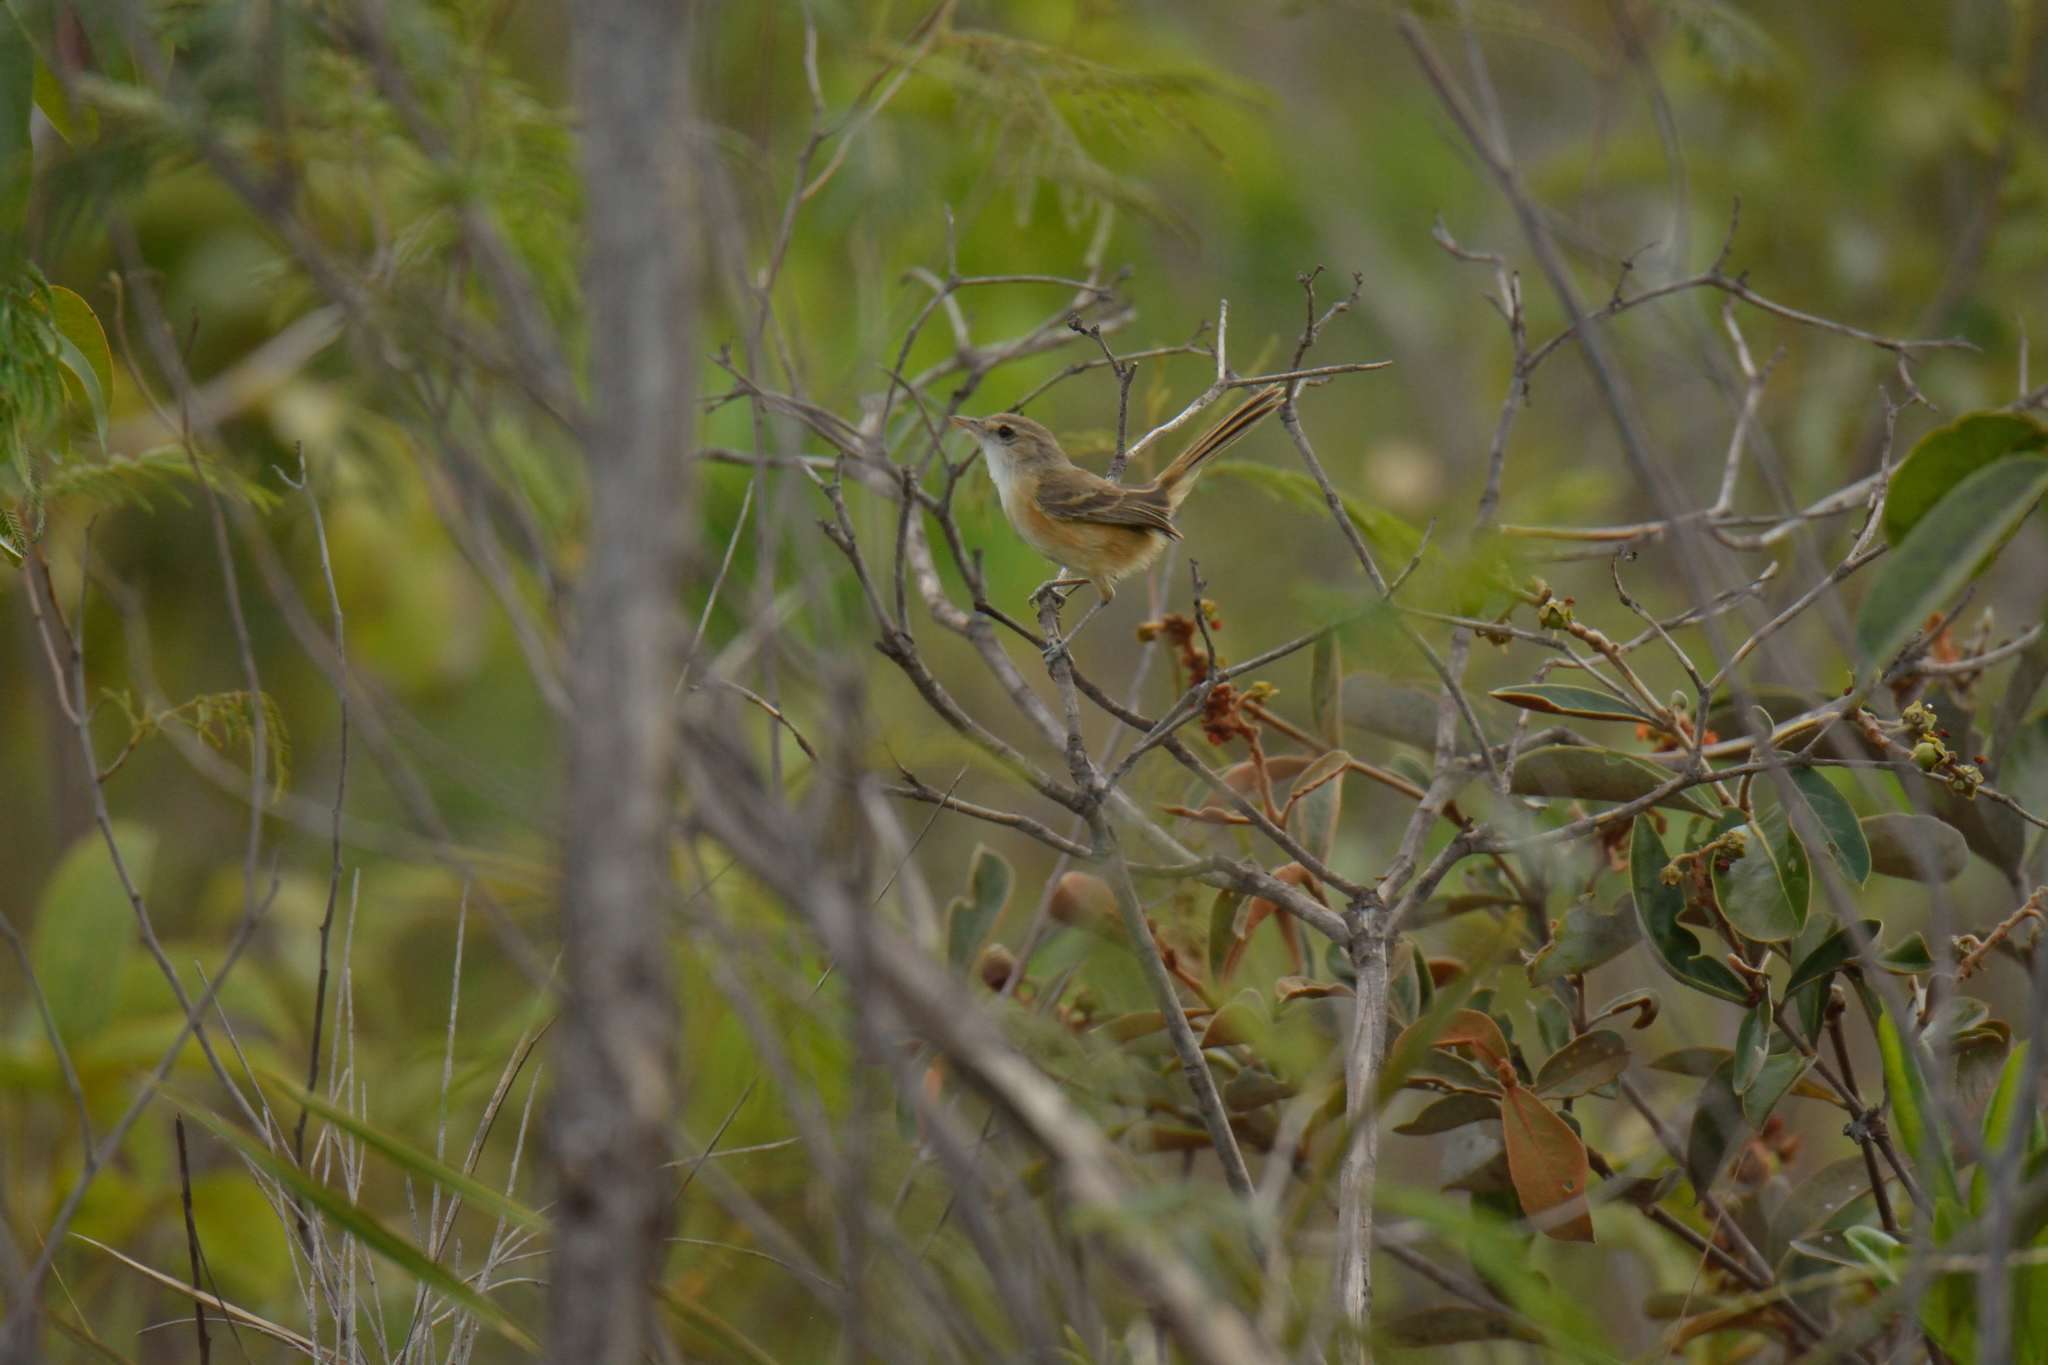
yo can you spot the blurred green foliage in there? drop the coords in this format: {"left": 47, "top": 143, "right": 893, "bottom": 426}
{"left": 2, "top": 0, "right": 2047, "bottom": 1360}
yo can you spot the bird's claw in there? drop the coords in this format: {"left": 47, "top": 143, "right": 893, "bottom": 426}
{"left": 1029, "top": 579, "right": 1076, "bottom": 610}
{"left": 1041, "top": 634, "right": 1072, "bottom": 668}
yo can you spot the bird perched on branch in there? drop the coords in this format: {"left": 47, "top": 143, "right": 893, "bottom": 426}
{"left": 951, "top": 384, "right": 1286, "bottom": 657}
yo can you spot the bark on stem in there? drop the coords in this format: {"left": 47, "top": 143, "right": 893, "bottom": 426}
{"left": 551, "top": 2, "right": 696, "bottom": 1361}
{"left": 1336, "top": 920, "right": 1391, "bottom": 1364}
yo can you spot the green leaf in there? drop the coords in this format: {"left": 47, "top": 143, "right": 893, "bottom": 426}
{"left": 1740, "top": 1050, "right": 1809, "bottom": 1128}
{"left": 1785, "top": 919, "right": 1882, "bottom": 997}
{"left": 1393, "top": 1092, "right": 1500, "bottom": 1136}
{"left": 1487, "top": 683, "right": 1652, "bottom": 725}
{"left": 1876, "top": 1009, "right": 1959, "bottom": 1203}
{"left": 1222, "top": 1068, "right": 1295, "bottom": 1111}
{"left": 256, "top": 1070, "right": 543, "bottom": 1234}
{"left": 1685, "top": 1060, "right": 1748, "bottom": 1195}
{"left": 1855, "top": 454, "right": 2048, "bottom": 673}
{"left": 1383, "top": 1305, "right": 1542, "bottom": 1348}
{"left": 1786, "top": 769, "right": 1869, "bottom": 884}
{"left": 32, "top": 824, "right": 155, "bottom": 1044}
{"left": 1207, "top": 886, "right": 1244, "bottom": 981}
{"left": 1770, "top": 1156, "right": 1888, "bottom": 1265}
{"left": 1533, "top": 1029, "right": 1629, "bottom": 1099}
{"left": 658, "top": 1288, "right": 789, "bottom": 1365}
{"left": 1711, "top": 805, "right": 1810, "bottom": 943}
{"left": 1651, "top": 1046, "right": 1730, "bottom": 1077}
{"left": 1732, "top": 998, "right": 1771, "bottom": 1095}
{"left": 1342, "top": 673, "right": 1463, "bottom": 746}
{"left": 0, "top": 13, "right": 31, "bottom": 240}
{"left": 1310, "top": 632, "right": 1341, "bottom": 747}
{"left": 1203, "top": 461, "right": 1422, "bottom": 561}
{"left": 1882, "top": 410, "right": 2048, "bottom": 547}
{"left": 173, "top": 1100, "right": 538, "bottom": 1352}
{"left": 32, "top": 60, "right": 97, "bottom": 146}
{"left": 43, "top": 285, "right": 112, "bottom": 442}
{"left": 1861, "top": 812, "right": 1970, "bottom": 882}
{"left": 1531, "top": 896, "right": 1638, "bottom": 982}
{"left": 1878, "top": 932, "right": 1935, "bottom": 973}
{"left": 1289, "top": 748, "right": 1347, "bottom": 865}
{"left": 946, "top": 845, "right": 1012, "bottom": 971}
{"left": 1630, "top": 817, "right": 1749, "bottom": 1003}
{"left": 1512, "top": 746, "right": 1718, "bottom": 817}
{"left": 1972, "top": 1041, "right": 2032, "bottom": 1215}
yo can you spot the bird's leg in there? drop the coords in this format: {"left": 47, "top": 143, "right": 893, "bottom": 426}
{"left": 1029, "top": 576, "right": 1089, "bottom": 610}
{"left": 1041, "top": 593, "right": 1110, "bottom": 667}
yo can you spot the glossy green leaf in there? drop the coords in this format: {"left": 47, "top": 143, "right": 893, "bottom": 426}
{"left": 1876, "top": 1010, "right": 1959, "bottom": 1202}
{"left": 32, "top": 824, "right": 155, "bottom": 1044}
{"left": 1487, "top": 683, "right": 1652, "bottom": 725}
{"left": 1785, "top": 919, "right": 1881, "bottom": 997}
{"left": 1513, "top": 746, "right": 1717, "bottom": 817}
{"left": 1862, "top": 812, "right": 1969, "bottom": 881}
{"left": 1711, "top": 805, "right": 1810, "bottom": 943}
{"left": 1786, "top": 769, "right": 1869, "bottom": 884}
{"left": 1855, "top": 454, "right": 2048, "bottom": 673}
{"left": 1882, "top": 410, "right": 2048, "bottom": 547}
{"left": 1630, "top": 817, "right": 1749, "bottom": 1003}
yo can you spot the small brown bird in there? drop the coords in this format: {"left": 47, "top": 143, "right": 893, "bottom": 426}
{"left": 949, "top": 385, "right": 1285, "bottom": 639}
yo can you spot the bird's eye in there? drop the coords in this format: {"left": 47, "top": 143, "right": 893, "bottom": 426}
{"left": 996, "top": 423, "right": 1015, "bottom": 441}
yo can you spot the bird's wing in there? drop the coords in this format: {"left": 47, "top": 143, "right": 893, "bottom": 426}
{"left": 1034, "top": 476, "right": 1181, "bottom": 538}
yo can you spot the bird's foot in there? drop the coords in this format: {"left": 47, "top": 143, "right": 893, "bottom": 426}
{"left": 1030, "top": 578, "right": 1079, "bottom": 611}
{"left": 1041, "top": 632, "right": 1073, "bottom": 668}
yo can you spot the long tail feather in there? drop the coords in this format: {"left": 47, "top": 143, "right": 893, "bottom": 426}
{"left": 1155, "top": 384, "right": 1285, "bottom": 502}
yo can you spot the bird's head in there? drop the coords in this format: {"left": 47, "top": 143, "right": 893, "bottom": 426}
{"left": 948, "top": 413, "right": 1068, "bottom": 476}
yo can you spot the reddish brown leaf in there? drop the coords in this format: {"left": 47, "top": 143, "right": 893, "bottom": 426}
{"left": 1501, "top": 1087, "right": 1594, "bottom": 1242}
{"left": 1223, "top": 862, "right": 1319, "bottom": 980}
{"left": 1434, "top": 1008, "right": 1513, "bottom": 1075}
{"left": 1097, "top": 1011, "right": 1170, "bottom": 1042}
{"left": 1197, "top": 753, "right": 1316, "bottom": 817}
{"left": 1274, "top": 975, "right": 1352, "bottom": 1004}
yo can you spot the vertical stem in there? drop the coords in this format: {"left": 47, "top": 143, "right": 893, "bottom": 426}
{"left": 1336, "top": 918, "right": 1390, "bottom": 1364}
{"left": 552, "top": 2, "right": 697, "bottom": 1361}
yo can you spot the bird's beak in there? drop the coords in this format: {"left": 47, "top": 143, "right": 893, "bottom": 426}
{"left": 947, "top": 415, "right": 978, "bottom": 434}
